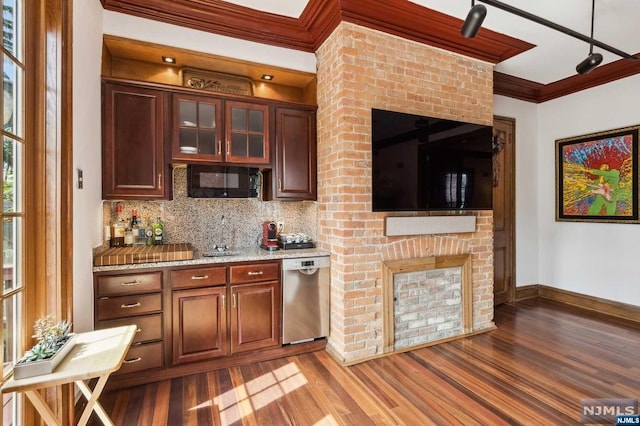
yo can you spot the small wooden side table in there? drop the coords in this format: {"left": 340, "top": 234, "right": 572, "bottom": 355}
{"left": 2, "top": 325, "right": 136, "bottom": 425}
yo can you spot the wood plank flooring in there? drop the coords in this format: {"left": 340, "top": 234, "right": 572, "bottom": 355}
{"left": 82, "top": 299, "right": 640, "bottom": 425}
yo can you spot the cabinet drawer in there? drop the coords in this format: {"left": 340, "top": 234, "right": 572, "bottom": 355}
{"left": 115, "top": 341, "right": 164, "bottom": 375}
{"left": 96, "top": 314, "right": 162, "bottom": 344}
{"left": 171, "top": 266, "right": 226, "bottom": 289}
{"left": 97, "top": 293, "right": 162, "bottom": 321}
{"left": 96, "top": 272, "right": 162, "bottom": 297}
{"left": 229, "top": 262, "right": 279, "bottom": 284}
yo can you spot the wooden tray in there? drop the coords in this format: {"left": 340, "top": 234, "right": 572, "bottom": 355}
{"left": 93, "top": 243, "right": 194, "bottom": 266}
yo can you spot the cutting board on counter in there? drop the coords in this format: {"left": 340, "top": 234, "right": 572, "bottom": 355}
{"left": 93, "top": 243, "right": 194, "bottom": 266}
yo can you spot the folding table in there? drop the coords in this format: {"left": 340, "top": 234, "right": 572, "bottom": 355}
{"left": 1, "top": 325, "right": 136, "bottom": 425}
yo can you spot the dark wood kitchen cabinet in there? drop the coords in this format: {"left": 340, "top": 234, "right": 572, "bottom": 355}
{"left": 230, "top": 281, "right": 280, "bottom": 353}
{"left": 229, "top": 262, "right": 281, "bottom": 353}
{"left": 170, "top": 261, "right": 280, "bottom": 363}
{"left": 94, "top": 270, "right": 165, "bottom": 375}
{"left": 265, "top": 107, "right": 317, "bottom": 200}
{"left": 102, "top": 82, "right": 171, "bottom": 199}
{"left": 172, "top": 286, "right": 228, "bottom": 364}
{"left": 172, "top": 94, "right": 269, "bottom": 165}
{"left": 171, "top": 265, "right": 227, "bottom": 364}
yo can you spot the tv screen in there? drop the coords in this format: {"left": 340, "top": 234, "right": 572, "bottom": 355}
{"left": 372, "top": 108, "right": 493, "bottom": 212}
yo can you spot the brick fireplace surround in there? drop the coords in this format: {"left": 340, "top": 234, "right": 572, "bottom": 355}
{"left": 315, "top": 22, "right": 495, "bottom": 364}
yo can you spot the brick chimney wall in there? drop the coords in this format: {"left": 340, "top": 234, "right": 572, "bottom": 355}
{"left": 316, "top": 22, "right": 495, "bottom": 363}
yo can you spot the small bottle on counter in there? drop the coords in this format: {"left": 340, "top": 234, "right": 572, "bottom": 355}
{"left": 124, "top": 228, "right": 134, "bottom": 246}
{"left": 110, "top": 203, "right": 126, "bottom": 247}
{"left": 152, "top": 217, "right": 164, "bottom": 245}
{"left": 145, "top": 218, "right": 153, "bottom": 246}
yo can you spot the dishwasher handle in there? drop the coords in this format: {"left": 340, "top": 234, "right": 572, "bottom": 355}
{"left": 297, "top": 268, "right": 318, "bottom": 275}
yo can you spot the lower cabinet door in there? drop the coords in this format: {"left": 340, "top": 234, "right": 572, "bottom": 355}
{"left": 172, "top": 286, "right": 228, "bottom": 364}
{"left": 230, "top": 281, "right": 280, "bottom": 354}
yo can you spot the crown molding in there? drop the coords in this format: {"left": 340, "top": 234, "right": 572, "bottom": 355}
{"left": 495, "top": 56, "right": 640, "bottom": 103}
{"left": 101, "top": 0, "right": 640, "bottom": 102}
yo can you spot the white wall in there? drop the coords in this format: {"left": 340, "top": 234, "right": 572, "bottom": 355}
{"left": 72, "top": 0, "right": 103, "bottom": 332}
{"left": 496, "top": 75, "right": 640, "bottom": 305}
{"left": 102, "top": 11, "right": 317, "bottom": 73}
{"left": 493, "top": 96, "right": 539, "bottom": 287}
{"left": 537, "top": 75, "right": 640, "bottom": 305}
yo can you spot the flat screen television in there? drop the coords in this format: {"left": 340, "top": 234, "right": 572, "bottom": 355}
{"left": 372, "top": 108, "right": 493, "bottom": 212}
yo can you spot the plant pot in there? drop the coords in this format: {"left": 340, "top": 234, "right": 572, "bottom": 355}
{"left": 13, "top": 333, "right": 77, "bottom": 380}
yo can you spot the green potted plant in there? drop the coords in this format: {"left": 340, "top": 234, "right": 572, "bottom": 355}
{"left": 14, "top": 316, "right": 76, "bottom": 379}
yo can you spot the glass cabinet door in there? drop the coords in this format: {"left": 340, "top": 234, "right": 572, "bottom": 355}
{"left": 225, "top": 101, "right": 269, "bottom": 164}
{"left": 173, "top": 94, "right": 223, "bottom": 162}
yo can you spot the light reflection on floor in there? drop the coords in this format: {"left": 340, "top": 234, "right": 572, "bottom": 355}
{"left": 189, "top": 361, "right": 331, "bottom": 424}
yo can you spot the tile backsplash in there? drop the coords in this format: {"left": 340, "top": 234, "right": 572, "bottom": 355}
{"left": 102, "top": 167, "right": 318, "bottom": 254}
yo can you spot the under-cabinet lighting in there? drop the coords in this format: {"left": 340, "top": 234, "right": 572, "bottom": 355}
{"left": 261, "top": 74, "right": 274, "bottom": 81}
{"left": 162, "top": 56, "right": 176, "bottom": 64}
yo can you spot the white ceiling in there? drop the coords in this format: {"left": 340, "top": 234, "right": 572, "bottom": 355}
{"left": 222, "top": 0, "right": 640, "bottom": 85}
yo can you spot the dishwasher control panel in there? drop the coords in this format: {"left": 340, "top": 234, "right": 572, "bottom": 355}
{"left": 282, "top": 256, "right": 330, "bottom": 271}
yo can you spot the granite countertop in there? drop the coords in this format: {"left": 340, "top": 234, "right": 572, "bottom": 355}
{"left": 92, "top": 245, "right": 330, "bottom": 272}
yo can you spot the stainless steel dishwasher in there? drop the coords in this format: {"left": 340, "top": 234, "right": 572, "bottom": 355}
{"left": 282, "top": 256, "right": 330, "bottom": 344}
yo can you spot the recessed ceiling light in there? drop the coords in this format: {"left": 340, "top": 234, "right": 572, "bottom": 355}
{"left": 261, "top": 74, "right": 274, "bottom": 81}
{"left": 162, "top": 56, "right": 176, "bottom": 64}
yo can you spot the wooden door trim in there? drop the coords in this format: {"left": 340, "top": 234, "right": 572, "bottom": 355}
{"left": 493, "top": 115, "right": 516, "bottom": 304}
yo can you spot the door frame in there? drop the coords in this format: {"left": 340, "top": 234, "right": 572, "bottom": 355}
{"left": 493, "top": 115, "right": 516, "bottom": 304}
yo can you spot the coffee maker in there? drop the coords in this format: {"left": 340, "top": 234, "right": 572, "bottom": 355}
{"left": 260, "top": 221, "right": 278, "bottom": 251}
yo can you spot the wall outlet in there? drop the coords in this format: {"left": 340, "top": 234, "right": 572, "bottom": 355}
{"left": 277, "top": 221, "right": 285, "bottom": 234}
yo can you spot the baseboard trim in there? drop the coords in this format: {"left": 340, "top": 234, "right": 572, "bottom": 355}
{"left": 515, "top": 285, "right": 640, "bottom": 323}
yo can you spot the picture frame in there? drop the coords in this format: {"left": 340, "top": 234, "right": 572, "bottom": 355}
{"left": 556, "top": 125, "right": 640, "bottom": 223}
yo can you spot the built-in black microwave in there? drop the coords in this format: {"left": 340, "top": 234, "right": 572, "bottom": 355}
{"left": 187, "top": 165, "right": 260, "bottom": 198}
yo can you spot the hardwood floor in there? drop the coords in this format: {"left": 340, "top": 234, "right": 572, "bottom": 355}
{"left": 82, "top": 299, "right": 640, "bottom": 425}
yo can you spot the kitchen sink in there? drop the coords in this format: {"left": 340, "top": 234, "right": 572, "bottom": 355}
{"left": 202, "top": 250, "right": 240, "bottom": 257}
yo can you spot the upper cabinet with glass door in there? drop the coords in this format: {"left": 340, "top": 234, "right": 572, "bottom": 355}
{"left": 225, "top": 101, "right": 269, "bottom": 165}
{"left": 172, "top": 93, "right": 223, "bottom": 163}
{"left": 172, "top": 95, "right": 269, "bottom": 165}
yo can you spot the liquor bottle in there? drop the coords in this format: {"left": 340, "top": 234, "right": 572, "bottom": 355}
{"left": 130, "top": 210, "right": 143, "bottom": 245}
{"left": 152, "top": 217, "right": 164, "bottom": 245}
{"left": 110, "top": 203, "right": 126, "bottom": 247}
{"left": 144, "top": 218, "right": 154, "bottom": 246}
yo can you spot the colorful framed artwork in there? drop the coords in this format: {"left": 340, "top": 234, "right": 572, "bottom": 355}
{"left": 556, "top": 125, "right": 639, "bottom": 223}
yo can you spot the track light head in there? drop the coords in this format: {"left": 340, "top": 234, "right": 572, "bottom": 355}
{"left": 461, "top": 4, "right": 487, "bottom": 38}
{"left": 575, "top": 52, "right": 603, "bottom": 74}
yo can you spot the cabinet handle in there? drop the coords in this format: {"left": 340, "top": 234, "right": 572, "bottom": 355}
{"left": 217, "top": 140, "right": 222, "bottom": 155}
{"left": 123, "top": 357, "right": 142, "bottom": 364}
{"left": 120, "top": 280, "right": 141, "bottom": 287}
{"left": 226, "top": 140, "right": 230, "bottom": 156}
{"left": 191, "top": 275, "right": 209, "bottom": 280}
{"left": 247, "top": 271, "right": 264, "bottom": 276}
{"left": 158, "top": 174, "right": 162, "bottom": 190}
{"left": 221, "top": 295, "right": 225, "bottom": 309}
{"left": 121, "top": 302, "right": 141, "bottom": 309}
{"left": 136, "top": 328, "right": 142, "bottom": 333}
{"left": 232, "top": 294, "right": 236, "bottom": 308}
{"left": 278, "top": 178, "right": 282, "bottom": 192}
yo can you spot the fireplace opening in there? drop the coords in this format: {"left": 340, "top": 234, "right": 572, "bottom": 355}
{"left": 382, "top": 255, "right": 472, "bottom": 353}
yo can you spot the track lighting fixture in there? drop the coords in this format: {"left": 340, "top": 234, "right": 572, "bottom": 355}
{"left": 575, "top": 0, "right": 602, "bottom": 75}
{"left": 460, "top": 0, "right": 638, "bottom": 75}
{"left": 461, "top": 1, "right": 487, "bottom": 38}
